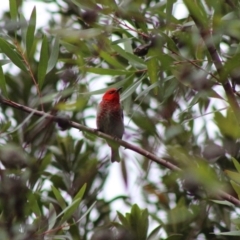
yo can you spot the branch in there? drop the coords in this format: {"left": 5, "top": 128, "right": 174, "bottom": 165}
{"left": 1, "top": 97, "right": 240, "bottom": 206}
{"left": 0, "top": 98, "right": 180, "bottom": 171}
{"left": 185, "top": 3, "right": 240, "bottom": 123}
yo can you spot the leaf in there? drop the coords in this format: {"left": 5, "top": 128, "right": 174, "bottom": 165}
{"left": 58, "top": 198, "right": 82, "bottom": 224}
{"left": 232, "top": 157, "right": 240, "bottom": 173}
{"left": 230, "top": 180, "right": 240, "bottom": 198}
{"left": 26, "top": 6, "right": 36, "bottom": 57}
{"left": 0, "top": 38, "right": 27, "bottom": 72}
{"left": 147, "top": 225, "right": 161, "bottom": 240}
{"left": 57, "top": 183, "right": 87, "bottom": 223}
{"left": 146, "top": 48, "right": 159, "bottom": 94}
{"left": 75, "top": 201, "right": 96, "bottom": 224}
{"left": 85, "top": 67, "right": 134, "bottom": 75}
{"left": 9, "top": 0, "right": 18, "bottom": 20}
{"left": 47, "top": 37, "right": 59, "bottom": 73}
{"left": 48, "top": 203, "right": 57, "bottom": 230}
{"left": 0, "top": 65, "right": 8, "bottom": 97}
{"left": 210, "top": 200, "right": 235, "bottom": 207}
{"left": 215, "top": 231, "right": 240, "bottom": 236}
{"left": 28, "top": 193, "right": 42, "bottom": 216}
{"left": 111, "top": 44, "right": 145, "bottom": 67}
{"left": 50, "top": 28, "right": 102, "bottom": 41}
{"left": 225, "top": 170, "right": 240, "bottom": 184}
{"left": 73, "top": 183, "right": 87, "bottom": 202}
{"left": 183, "top": 0, "right": 207, "bottom": 26}
{"left": 52, "top": 185, "right": 67, "bottom": 210}
{"left": 214, "top": 109, "right": 240, "bottom": 139}
{"left": 0, "top": 60, "right": 11, "bottom": 66}
{"left": 38, "top": 35, "right": 49, "bottom": 89}
{"left": 98, "top": 49, "right": 124, "bottom": 69}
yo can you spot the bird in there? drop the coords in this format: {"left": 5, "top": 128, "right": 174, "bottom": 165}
{"left": 96, "top": 87, "right": 124, "bottom": 162}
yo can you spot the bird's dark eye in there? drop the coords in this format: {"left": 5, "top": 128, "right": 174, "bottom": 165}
{"left": 109, "top": 90, "right": 115, "bottom": 94}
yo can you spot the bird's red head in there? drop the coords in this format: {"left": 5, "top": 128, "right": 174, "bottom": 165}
{"left": 102, "top": 88, "right": 122, "bottom": 102}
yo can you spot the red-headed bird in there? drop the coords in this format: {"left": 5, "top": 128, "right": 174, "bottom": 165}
{"left": 96, "top": 88, "right": 124, "bottom": 162}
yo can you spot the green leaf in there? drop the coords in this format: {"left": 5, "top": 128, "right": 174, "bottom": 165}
{"left": 0, "top": 65, "right": 8, "bottom": 98}
{"left": 147, "top": 225, "right": 161, "bottom": 240}
{"left": 232, "top": 157, "right": 240, "bottom": 173}
{"left": 85, "top": 67, "right": 134, "bottom": 75}
{"left": 57, "top": 183, "right": 87, "bottom": 223}
{"left": 52, "top": 185, "right": 67, "bottom": 210}
{"left": 38, "top": 35, "right": 49, "bottom": 89}
{"left": 58, "top": 198, "right": 81, "bottom": 224}
{"left": 98, "top": 49, "right": 124, "bottom": 69}
{"left": 111, "top": 44, "right": 145, "bottom": 67}
{"left": 28, "top": 193, "right": 42, "bottom": 216}
{"left": 48, "top": 203, "right": 57, "bottom": 230}
{"left": 47, "top": 37, "right": 59, "bottom": 73}
{"left": 75, "top": 201, "right": 96, "bottom": 224}
{"left": 117, "top": 211, "right": 129, "bottom": 226}
{"left": 26, "top": 6, "right": 36, "bottom": 57}
{"left": 230, "top": 180, "right": 240, "bottom": 198}
{"left": 9, "top": 0, "right": 18, "bottom": 20}
{"left": 166, "top": 0, "right": 177, "bottom": 24}
{"left": 225, "top": 170, "right": 240, "bottom": 184}
{"left": 20, "top": 13, "right": 28, "bottom": 46}
{"left": 73, "top": 183, "right": 87, "bottom": 202}
{"left": 214, "top": 109, "right": 240, "bottom": 139}
{"left": 0, "top": 60, "right": 11, "bottom": 66}
{"left": 146, "top": 48, "right": 158, "bottom": 94}
{"left": 210, "top": 200, "right": 235, "bottom": 207}
{"left": 50, "top": 28, "right": 102, "bottom": 41}
{"left": 183, "top": 0, "right": 207, "bottom": 26}
{"left": 215, "top": 231, "right": 240, "bottom": 236}
{"left": 0, "top": 38, "right": 27, "bottom": 72}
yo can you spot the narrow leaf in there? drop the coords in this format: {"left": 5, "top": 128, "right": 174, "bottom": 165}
{"left": 111, "top": 44, "right": 145, "bottom": 66}
{"left": 48, "top": 203, "right": 57, "bottom": 230}
{"left": 230, "top": 180, "right": 240, "bottom": 198}
{"left": 52, "top": 185, "right": 67, "bottom": 210}
{"left": 58, "top": 198, "right": 82, "bottom": 224}
{"left": 225, "top": 170, "right": 240, "bottom": 184}
{"left": 73, "top": 183, "right": 87, "bottom": 202}
{"left": 26, "top": 7, "right": 36, "bottom": 57}
{"left": 86, "top": 67, "right": 134, "bottom": 75}
{"left": 75, "top": 201, "right": 96, "bottom": 224}
{"left": 146, "top": 49, "right": 158, "bottom": 94}
{"left": 9, "top": 0, "right": 18, "bottom": 20}
{"left": 0, "top": 38, "right": 27, "bottom": 72}
{"left": 0, "top": 65, "right": 8, "bottom": 97}
{"left": 38, "top": 35, "right": 49, "bottom": 89}
{"left": 232, "top": 157, "right": 240, "bottom": 173}
{"left": 98, "top": 50, "right": 124, "bottom": 69}
{"left": 47, "top": 37, "right": 59, "bottom": 73}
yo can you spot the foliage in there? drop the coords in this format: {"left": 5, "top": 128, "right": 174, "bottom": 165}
{"left": 1, "top": 0, "right": 240, "bottom": 239}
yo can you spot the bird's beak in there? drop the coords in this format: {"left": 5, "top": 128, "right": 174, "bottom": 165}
{"left": 117, "top": 87, "right": 122, "bottom": 93}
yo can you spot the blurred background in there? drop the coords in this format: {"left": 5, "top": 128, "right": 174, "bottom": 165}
{"left": 1, "top": 0, "right": 240, "bottom": 239}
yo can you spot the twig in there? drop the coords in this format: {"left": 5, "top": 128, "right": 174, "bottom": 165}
{"left": 0, "top": 98, "right": 180, "bottom": 171}
{"left": 14, "top": 41, "right": 44, "bottom": 111}
{"left": 186, "top": 7, "right": 240, "bottom": 123}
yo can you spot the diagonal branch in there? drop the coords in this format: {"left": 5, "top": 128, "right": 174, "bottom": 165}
{"left": 1, "top": 97, "right": 240, "bottom": 206}
{"left": 184, "top": 2, "right": 240, "bottom": 123}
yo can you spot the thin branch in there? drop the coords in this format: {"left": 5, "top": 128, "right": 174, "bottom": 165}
{"left": 14, "top": 41, "right": 44, "bottom": 111}
{"left": 0, "top": 98, "right": 180, "bottom": 171}
{"left": 1, "top": 97, "right": 240, "bottom": 206}
{"left": 186, "top": 9, "right": 240, "bottom": 123}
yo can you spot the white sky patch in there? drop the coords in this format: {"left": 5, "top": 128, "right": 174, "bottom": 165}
{"left": 173, "top": 0, "right": 189, "bottom": 19}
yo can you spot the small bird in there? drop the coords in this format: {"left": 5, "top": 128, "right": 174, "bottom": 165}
{"left": 97, "top": 88, "right": 124, "bottom": 162}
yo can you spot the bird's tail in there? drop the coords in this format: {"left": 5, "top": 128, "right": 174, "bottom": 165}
{"left": 110, "top": 147, "right": 121, "bottom": 162}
